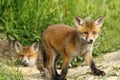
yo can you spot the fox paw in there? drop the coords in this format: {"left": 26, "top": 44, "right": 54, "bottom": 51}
{"left": 53, "top": 77, "right": 67, "bottom": 80}
{"left": 93, "top": 69, "right": 105, "bottom": 76}
{"left": 53, "top": 76, "right": 60, "bottom": 80}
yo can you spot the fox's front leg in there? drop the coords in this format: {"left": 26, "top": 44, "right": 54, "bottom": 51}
{"left": 84, "top": 51, "right": 105, "bottom": 76}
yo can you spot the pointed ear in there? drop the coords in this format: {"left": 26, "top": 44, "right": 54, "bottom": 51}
{"left": 94, "top": 16, "right": 104, "bottom": 27}
{"left": 31, "top": 42, "right": 39, "bottom": 53}
{"left": 75, "top": 16, "right": 84, "bottom": 27}
{"left": 15, "top": 41, "right": 22, "bottom": 53}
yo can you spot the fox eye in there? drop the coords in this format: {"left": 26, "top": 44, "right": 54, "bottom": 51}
{"left": 93, "top": 31, "right": 96, "bottom": 34}
{"left": 83, "top": 31, "right": 88, "bottom": 34}
{"left": 19, "top": 55, "right": 24, "bottom": 57}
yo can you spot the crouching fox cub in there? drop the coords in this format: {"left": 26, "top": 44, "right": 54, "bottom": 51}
{"left": 15, "top": 42, "right": 49, "bottom": 78}
{"left": 15, "top": 42, "right": 39, "bottom": 67}
{"left": 40, "top": 16, "right": 106, "bottom": 80}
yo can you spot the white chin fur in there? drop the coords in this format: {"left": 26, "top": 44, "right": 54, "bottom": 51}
{"left": 23, "top": 58, "right": 36, "bottom": 66}
{"left": 27, "top": 58, "right": 36, "bottom": 66}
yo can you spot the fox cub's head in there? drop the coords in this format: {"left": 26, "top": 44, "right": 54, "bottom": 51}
{"left": 75, "top": 16, "right": 104, "bottom": 44}
{"left": 15, "top": 42, "right": 39, "bottom": 67}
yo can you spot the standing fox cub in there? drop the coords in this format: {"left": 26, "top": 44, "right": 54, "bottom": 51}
{"left": 41, "top": 16, "right": 105, "bottom": 80}
{"left": 15, "top": 42, "right": 39, "bottom": 67}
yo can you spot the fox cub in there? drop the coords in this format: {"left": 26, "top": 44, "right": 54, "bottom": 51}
{"left": 40, "top": 16, "right": 105, "bottom": 80}
{"left": 15, "top": 42, "right": 39, "bottom": 67}
{"left": 15, "top": 42, "right": 49, "bottom": 77}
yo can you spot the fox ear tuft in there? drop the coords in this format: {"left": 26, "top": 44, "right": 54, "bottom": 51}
{"left": 75, "top": 16, "right": 84, "bottom": 27}
{"left": 31, "top": 42, "right": 39, "bottom": 53}
{"left": 95, "top": 16, "right": 104, "bottom": 27}
{"left": 15, "top": 41, "right": 22, "bottom": 53}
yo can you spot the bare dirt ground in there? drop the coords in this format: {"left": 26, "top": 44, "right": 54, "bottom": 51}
{"left": 18, "top": 50, "right": 120, "bottom": 80}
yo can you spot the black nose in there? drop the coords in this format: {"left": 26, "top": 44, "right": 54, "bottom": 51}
{"left": 90, "top": 39, "right": 93, "bottom": 42}
{"left": 21, "top": 60, "right": 29, "bottom": 66}
{"left": 23, "top": 60, "right": 27, "bottom": 63}
{"left": 21, "top": 60, "right": 27, "bottom": 64}
{"left": 88, "top": 39, "right": 93, "bottom": 44}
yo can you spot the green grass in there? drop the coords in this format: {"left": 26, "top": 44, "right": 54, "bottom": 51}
{"left": 0, "top": 60, "right": 24, "bottom": 80}
{"left": 0, "top": 0, "right": 120, "bottom": 69}
{"left": 0, "top": 0, "right": 120, "bottom": 55}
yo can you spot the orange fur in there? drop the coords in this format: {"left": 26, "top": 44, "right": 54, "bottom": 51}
{"left": 18, "top": 46, "right": 37, "bottom": 59}
{"left": 15, "top": 42, "right": 39, "bottom": 67}
{"left": 41, "top": 16, "right": 105, "bottom": 80}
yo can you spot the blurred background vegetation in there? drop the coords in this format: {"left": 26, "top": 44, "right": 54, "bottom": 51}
{"left": 0, "top": 0, "right": 120, "bottom": 55}
{"left": 0, "top": 0, "right": 120, "bottom": 78}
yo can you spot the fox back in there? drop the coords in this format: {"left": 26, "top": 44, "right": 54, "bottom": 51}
{"left": 15, "top": 42, "right": 39, "bottom": 67}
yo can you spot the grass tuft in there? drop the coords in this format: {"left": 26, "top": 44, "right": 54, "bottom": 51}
{"left": 0, "top": 60, "right": 24, "bottom": 80}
